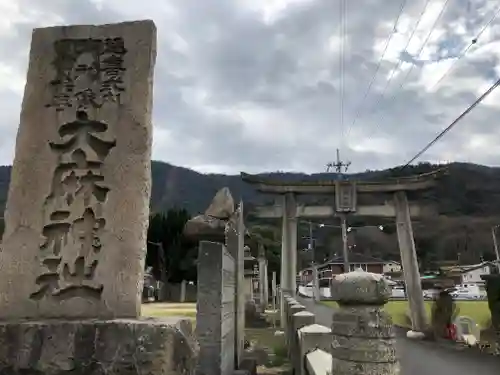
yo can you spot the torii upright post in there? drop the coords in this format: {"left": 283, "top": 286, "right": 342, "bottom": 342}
{"left": 394, "top": 191, "right": 427, "bottom": 333}
{"left": 281, "top": 193, "right": 298, "bottom": 297}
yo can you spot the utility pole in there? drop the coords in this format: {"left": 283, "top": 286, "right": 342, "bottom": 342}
{"left": 491, "top": 225, "right": 500, "bottom": 263}
{"left": 303, "top": 220, "right": 320, "bottom": 301}
{"left": 308, "top": 220, "right": 315, "bottom": 264}
{"left": 327, "top": 148, "right": 351, "bottom": 272}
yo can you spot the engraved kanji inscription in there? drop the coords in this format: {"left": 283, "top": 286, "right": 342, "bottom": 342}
{"left": 31, "top": 110, "right": 116, "bottom": 301}
{"left": 335, "top": 182, "right": 357, "bottom": 212}
{"left": 46, "top": 37, "right": 127, "bottom": 111}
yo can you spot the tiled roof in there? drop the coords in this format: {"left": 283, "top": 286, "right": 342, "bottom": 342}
{"left": 318, "top": 253, "right": 388, "bottom": 267}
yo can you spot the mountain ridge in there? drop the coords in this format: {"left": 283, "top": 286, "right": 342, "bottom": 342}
{"left": 0, "top": 160, "right": 499, "bottom": 264}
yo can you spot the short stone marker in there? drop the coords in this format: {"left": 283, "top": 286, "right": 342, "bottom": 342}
{"left": 454, "top": 316, "right": 480, "bottom": 345}
{"left": 0, "top": 20, "right": 198, "bottom": 375}
{"left": 330, "top": 271, "right": 400, "bottom": 375}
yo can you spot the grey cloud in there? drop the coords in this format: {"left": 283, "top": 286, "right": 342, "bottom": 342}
{"left": 1, "top": 0, "right": 500, "bottom": 174}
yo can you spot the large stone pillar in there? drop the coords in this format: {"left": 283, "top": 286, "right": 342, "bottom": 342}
{"left": 0, "top": 20, "right": 196, "bottom": 375}
{"left": 281, "top": 195, "right": 290, "bottom": 296}
{"left": 258, "top": 254, "right": 266, "bottom": 312}
{"left": 394, "top": 191, "right": 427, "bottom": 333}
{"left": 263, "top": 260, "right": 269, "bottom": 306}
{"left": 285, "top": 193, "right": 298, "bottom": 296}
{"left": 235, "top": 201, "right": 246, "bottom": 366}
{"left": 280, "top": 193, "right": 297, "bottom": 327}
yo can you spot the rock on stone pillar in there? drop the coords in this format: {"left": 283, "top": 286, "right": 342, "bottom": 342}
{"left": 330, "top": 271, "right": 400, "bottom": 375}
{"left": 0, "top": 20, "right": 198, "bottom": 375}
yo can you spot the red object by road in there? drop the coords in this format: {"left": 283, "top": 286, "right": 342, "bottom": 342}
{"left": 446, "top": 324, "right": 457, "bottom": 340}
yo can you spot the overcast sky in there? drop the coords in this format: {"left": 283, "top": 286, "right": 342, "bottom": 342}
{"left": 1, "top": 0, "right": 500, "bottom": 174}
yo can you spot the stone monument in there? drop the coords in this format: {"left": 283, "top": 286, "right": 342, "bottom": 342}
{"left": 0, "top": 20, "right": 197, "bottom": 374}
{"left": 330, "top": 271, "right": 400, "bottom": 375}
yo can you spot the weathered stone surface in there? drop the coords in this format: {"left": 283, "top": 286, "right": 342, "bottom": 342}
{"left": 184, "top": 214, "right": 227, "bottom": 241}
{"left": 196, "top": 241, "right": 236, "bottom": 375}
{"left": 331, "top": 307, "right": 394, "bottom": 338}
{"left": 331, "top": 335, "right": 397, "bottom": 362}
{"left": 298, "top": 324, "right": 331, "bottom": 375}
{"left": 331, "top": 358, "right": 400, "bottom": 375}
{"left": 0, "top": 20, "right": 157, "bottom": 320}
{"left": 239, "top": 357, "right": 257, "bottom": 375}
{"left": 0, "top": 317, "right": 197, "bottom": 375}
{"left": 184, "top": 188, "right": 237, "bottom": 242}
{"left": 330, "top": 271, "right": 399, "bottom": 375}
{"left": 235, "top": 202, "right": 246, "bottom": 366}
{"left": 205, "top": 187, "right": 235, "bottom": 219}
{"left": 331, "top": 270, "right": 391, "bottom": 305}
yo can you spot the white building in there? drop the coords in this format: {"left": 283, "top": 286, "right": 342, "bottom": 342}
{"left": 460, "top": 262, "right": 498, "bottom": 284}
{"left": 383, "top": 261, "right": 402, "bottom": 273}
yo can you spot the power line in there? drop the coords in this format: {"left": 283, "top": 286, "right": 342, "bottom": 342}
{"left": 402, "top": 76, "right": 500, "bottom": 169}
{"left": 371, "top": 0, "right": 433, "bottom": 113}
{"left": 428, "top": 3, "right": 500, "bottom": 91}
{"left": 346, "top": 0, "right": 407, "bottom": 140}
{"left": 366, "top": 0, "right": 452, "bottom": 136}
{"left": 390, "top": 0, "right": 452, "bottom": 96}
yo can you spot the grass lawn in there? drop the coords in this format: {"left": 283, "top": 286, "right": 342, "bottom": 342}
{"left": 321, "top": 300, "right": 491, "bottom": 328}
{"left": 141, "top": 302, "right": 196, "bottom": 319}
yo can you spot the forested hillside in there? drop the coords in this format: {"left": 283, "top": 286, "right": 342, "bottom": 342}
{"left": 0, "top": 161, "right": 499, "bottom": 266}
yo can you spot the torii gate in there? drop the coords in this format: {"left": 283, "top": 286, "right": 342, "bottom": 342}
{"left": 241, "top": 168, "right": 446, "bottom": 333}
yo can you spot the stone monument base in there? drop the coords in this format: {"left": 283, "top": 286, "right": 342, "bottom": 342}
{"left": 0, "top": 317, "right": 198, "bottom": 375}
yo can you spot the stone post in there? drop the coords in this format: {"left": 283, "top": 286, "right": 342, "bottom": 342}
{"left": 258, "top": 248, "right": 266, "bottom": 312}
{"left": 180, "top": 280, "right": 187, "bottom": 303}
{"left": 330, "top": 271, "right": 400, "bottom": 375}
{"left": 297, "top": 324, "right": 332, "bottom": 375}
{"left": 313, "top": 265, "right": 320, "bottom": 301}
{"left": 291, "top": 311, "right": 315, "bottom": 373}
{"left": 196, "top": 241, "right": 236, "bottom": 375}
{"left": 394, "top": 191, "right": 427, "bottom": 333}
{"left": 281, "top": 193, "right": 297, "bottom": 325}
{"left": 272, "top": 271, "right": 277, "bottom": 326}
{"left": 287, "top": 303, "right": 305, "bottom": 355}
{"left": 263, "top": 260, "right": 269, "bottom": 308}
{"left": 224, "top": 202, "right": 246, "bottom": 367}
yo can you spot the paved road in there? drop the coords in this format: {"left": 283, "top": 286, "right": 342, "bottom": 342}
{"left": 297, "top": 297, "right": 500, "bottom": 375}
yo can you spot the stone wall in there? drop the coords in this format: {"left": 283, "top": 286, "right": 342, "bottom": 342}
{"left": 196, "top": 241, "right": 236, "bottom": 375}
